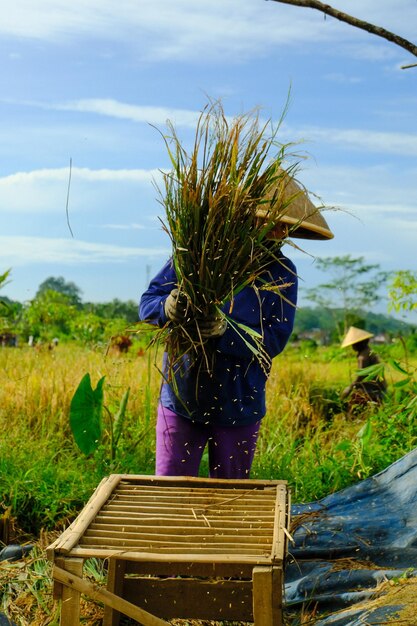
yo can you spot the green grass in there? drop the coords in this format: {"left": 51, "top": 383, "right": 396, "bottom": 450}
{"left": 0, "top": 341, "right": 415, "bottom": 532}
{"left": 0, "top": 341, "right": 416, "bottom": 625}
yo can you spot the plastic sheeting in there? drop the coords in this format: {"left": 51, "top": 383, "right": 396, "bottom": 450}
{"left": 286, "top": 447, "right": 417, "bottom": 624}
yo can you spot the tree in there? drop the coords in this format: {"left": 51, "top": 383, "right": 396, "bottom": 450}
{"left": 268, "top": 1, "right": 417, "bottom": 66}
{"left": 84, "top": 299, "right": 138, "bottom": 324}
{"left": 305, "top": 255, "right": 388, "bottom": 336}
{"left": 388, "top": 270, "right": 417, "bottom": 314}
{"left": 36, "top": 276, "right": 83, "bottom": 308}
{"left": 20, "top": 290, "right": 78, "bottom": 340}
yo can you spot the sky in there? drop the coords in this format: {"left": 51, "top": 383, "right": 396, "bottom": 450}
{"left": 1, "top": 0, "right": 416, "bottom": 320}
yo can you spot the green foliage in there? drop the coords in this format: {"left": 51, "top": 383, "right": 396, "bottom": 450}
{"left": 1, "top": 342, "right": 417, "bottom": 535}
{"left": 36, "top": 275, "right": 82, "bottom": 308}
{"left": 69, "top": 373, "right": 131, "bottom": 462}
{"left": 0, "top": 268, "right": 11, "bottom": 293}
{"left": 70, "top": 373, "right": 105, "bottom": 455}
{"left": 19, "top": 289, "right": 78, "bottom": 340}
{"left": 68, "top": 311, "right": 107, "bottom": 343}
{"left": 0, "top": 269, "right": 18, "bottom": 335}
{"left": 293, "top": 305, "right": 412, "bottom": 344}
{"left": 305, "top": 255, "right": 388, "bottom": 337}
{"left": 84, "top": 298, "right": 139, "bottom": 324}
{"left": 0, "top": 436, "right": 93, "bottom": 534}
{"left": 405, "top": 334, "right": 417, "bottom": 354}
{"left": 388, "top": 270, "right": 417, "bottom": 314}
{"left": 308, "top": 384, "right": 343, "bottom": 420}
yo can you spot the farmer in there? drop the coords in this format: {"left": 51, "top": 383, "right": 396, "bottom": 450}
{"left": 139, "top": 178, "right": 333, "bottom": 479}
{"left": 341, "top": 326, "right": 387, "bottom": 414}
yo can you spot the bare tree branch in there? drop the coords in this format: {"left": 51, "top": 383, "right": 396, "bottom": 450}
{"left": 267, "top": 0, "right": 417, "bottom": 64}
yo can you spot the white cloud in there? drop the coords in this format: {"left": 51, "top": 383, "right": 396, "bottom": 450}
{"left": 294, "top": 127, "right": 417, "bottom": 157}
{"left": 49, "top": 99, "right": 201, "bottom": 128}
{"left": 0, "top": 235, "right": 169, "bottom": 265}
{"left": 26, "top": 97, "right": 417, "bottom": 158}
{"left": 0, "top": 166, "right": 159, "bottom": 185}
{"left": 0, "top": 167, "right": 161, "bottom": 213}
{"left": 340, "top": 203, "right": 417, "bottom": 216}
{"left": 342, "top": 42, "right": 400, "bottom": 63}
{"left": 2, "top": 0, "right": 414, "bottom": 61}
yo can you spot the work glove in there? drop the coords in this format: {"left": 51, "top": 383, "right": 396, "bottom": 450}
{"left": 164, "top": 289, "right": 190, "bottom": 323}
{"left": 195, "top": 315, "right": 227, "bottom": 340}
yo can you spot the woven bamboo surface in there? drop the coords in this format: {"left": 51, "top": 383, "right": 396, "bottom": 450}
{"left": 48, "top": 475, "right": 288, "bottom": 565}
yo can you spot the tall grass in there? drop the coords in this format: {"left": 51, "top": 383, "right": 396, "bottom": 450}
{"left": 0, "top": 344, "right": 159, "bottom": 533}
{"left": 1, "top": 341, "right": 415, "bottom": 534}
{"left": 1, "top": 341, "right": 417, "bottom": 625}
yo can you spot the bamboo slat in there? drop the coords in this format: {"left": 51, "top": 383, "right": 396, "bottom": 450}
{"left": 85, "top": 528, "right": 272, "bottom": 541}
{"left": 47, "top": 474, "right": 122, "bottom": 558}
{"left": 116, "top": 474, "right": 286, "bottom": 488}
{"left": 99, "top": 506, "right": 275, "bottom": 518}
{"left": 79, "top": 537, "right": 272, "bottom": 554}
{"left": 86, "top": 515, "right": 274, "bottom": 529}
{"left": 66, "top": 547, "right": 275, "bottom": 564}
{"left": 85, "top": 519, "right": 272, "bottom": 538}
{"left": 49, "top": 475, "right": 288, "bottom": 564}
{"left": 272, "top": 488, "right": 286, "bottom": 561}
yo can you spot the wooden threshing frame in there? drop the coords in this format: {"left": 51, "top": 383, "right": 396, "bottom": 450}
{"left": 47, "top": 474, "right": 290, "bottom": 625}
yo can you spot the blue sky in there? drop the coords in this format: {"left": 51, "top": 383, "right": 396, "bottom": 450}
{"left": 1, "top": 0, "right": 416, "bottom": 318}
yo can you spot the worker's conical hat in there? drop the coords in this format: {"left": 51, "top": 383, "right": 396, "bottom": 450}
{"left": 257, "top": 168, "right": 334, "bottom": 240}
{"left": 341, "top": 326, "right": 374, "bottom": 348}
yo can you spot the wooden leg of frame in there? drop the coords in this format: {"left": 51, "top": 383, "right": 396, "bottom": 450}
{"left": 57, "top": 557, "right": 84, "bottom": 626}
{"left": 252, "top": 565, "right": 282, "bottom": 626}
{"left": 103, "top": 559, "right": 126, "bottom": 626}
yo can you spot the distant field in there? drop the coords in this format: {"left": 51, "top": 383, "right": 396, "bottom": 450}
{"left": 1, "top": 340, "right": 415, "bottom": 534}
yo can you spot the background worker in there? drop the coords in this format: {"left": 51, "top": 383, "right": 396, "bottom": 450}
{"left": 341, "top": 326, "right": 387, "bottom": 414}
{"left": 139, "top": 179, "right": 333, "bottom": 479}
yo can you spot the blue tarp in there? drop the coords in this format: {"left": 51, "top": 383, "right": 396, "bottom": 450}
{"left": 286, "top": 447, "right": 417, "bottom": 624}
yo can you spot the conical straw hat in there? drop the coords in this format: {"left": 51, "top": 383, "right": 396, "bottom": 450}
{"left": 341, "top": 326, "right": 374, "bottom": 348}
{"left": 257, "top": 168, "right": 334, "bottom": 240}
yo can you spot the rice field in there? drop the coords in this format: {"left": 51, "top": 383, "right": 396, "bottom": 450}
{"left": 0, "top": 340, "right": 416, "bottom": 625}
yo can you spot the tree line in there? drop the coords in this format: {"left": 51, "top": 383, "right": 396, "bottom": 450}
{"left": 0, "top": 256, "right": 416, "bottom": 346}
{"left": 0, "top": 275, "right": 138, "bottom": 346}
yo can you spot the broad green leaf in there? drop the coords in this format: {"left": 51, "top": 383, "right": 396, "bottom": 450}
{"left": 356, "top": 363, "right": 385, "bottom": 381}
{"left": 69, "top": 373, "right": 105, "bottom": 455}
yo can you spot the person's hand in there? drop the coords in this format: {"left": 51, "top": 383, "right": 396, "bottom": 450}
{"left": 164, "top": 289, "right": 190, "bottom": 323}
{"left": 196, "top": 316, "right": 227, "bottom": 340}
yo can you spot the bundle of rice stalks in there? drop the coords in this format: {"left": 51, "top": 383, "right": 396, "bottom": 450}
{"left": 151, "top": 101, "right": 310, "bottom": 373}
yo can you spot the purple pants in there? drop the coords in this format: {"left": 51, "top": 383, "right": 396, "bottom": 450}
{"left": 156, "top": 404, "right": 261, "bottom": 479}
